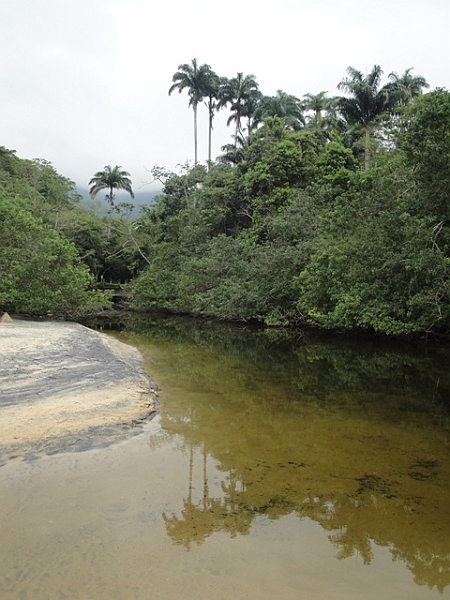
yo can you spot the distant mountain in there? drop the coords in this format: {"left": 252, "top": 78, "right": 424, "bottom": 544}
{"left": 75, "top": 187, "right": 161, "bottom": 219}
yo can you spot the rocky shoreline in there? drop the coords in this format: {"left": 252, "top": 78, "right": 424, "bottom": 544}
{"left": 0, "top": 318, "right": 158, "bottom": 463}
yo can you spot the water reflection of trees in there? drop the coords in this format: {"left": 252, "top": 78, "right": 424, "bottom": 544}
{"left": 121, "top": 314, "right": 450, "bottom": 592}
{"left": 163, "top": 436, "right": 450, "bottom": 592}
{"left": 127, "top": 312, "right": 450, "bottom": 412}
{"left": 163, "top": 445, "right": 253, "bottom": 548}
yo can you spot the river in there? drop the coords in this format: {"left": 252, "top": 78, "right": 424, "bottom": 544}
{"left": 0, "top": 314, "right": 449, "bottom": 599}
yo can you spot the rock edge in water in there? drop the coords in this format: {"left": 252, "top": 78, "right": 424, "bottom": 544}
{"left": 0, "top": 319, "right": 159, "bottom": 463}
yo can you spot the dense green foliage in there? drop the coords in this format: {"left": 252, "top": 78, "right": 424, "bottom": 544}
{"left": 0, "top": 149, "right": 136, "bottom": 316}
{"left": 133, "top": 86, "right": 450, "bottom": 337}
{"left": 0, "top": 194, "right": 94, "bottom": 315}
{"left": 2, "top": 64, "right": 448, "bottom": 337}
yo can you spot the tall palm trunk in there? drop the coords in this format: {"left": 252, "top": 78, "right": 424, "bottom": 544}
{"left": 208, "top": 108, "right": 213, "bottom": 169}
{"left": 193, "top": 102, "right": 198, "bottom": 165}
{"left": 106, "top": 184, "right": 115, "bottom": 238}
{"left": 364, "top": 126, "right": 371, "bottom": 171}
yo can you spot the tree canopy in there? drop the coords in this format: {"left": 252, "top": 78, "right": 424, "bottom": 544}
{"left": 133, "top": 82, "right": 450, "bottom": 337}
{"left": 89, "top": 165, "right": 134, "bottom": 207}
{"left": 169, "top": 59, "right": 216, "bottom": 164}
{"left": 4, "top": 63, "right": 448, "bottom": 339}
{"left": 0, "top": 153, "right": 109, "bottom": 316}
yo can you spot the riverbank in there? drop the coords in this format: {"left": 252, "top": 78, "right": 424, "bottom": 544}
{"left": 0, "top": 318, "right": 158, "bottom": 463}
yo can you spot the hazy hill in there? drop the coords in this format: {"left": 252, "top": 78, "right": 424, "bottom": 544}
{"left": 75, "top": 187, "right": 161, "bottom": 219}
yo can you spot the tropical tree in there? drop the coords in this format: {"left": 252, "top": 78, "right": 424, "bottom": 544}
{"left": 89, "top": 165, "right": 134, "bottom": 208}
{"left": 0, "top": 146, "right": 19, "bottom": 177}
{"left": 337, "top": 65, "right": 395, "bottom": 170}
{"left": 0, "top": 191, "right": 106, "bottom": 316}
{"left": 302, "top": 92, "right": 346, "bottom": 142}
{"left": 255, "top": 90, "right": 305, "bottom": 130}
{"left": 219, "top": 133, "right": 250, "bottom": 164}
{"left": 219, "top": 73, "right": 260, "bottom": 142}
{"left": 169, "top": 58, "right": 214, "bottom": 164}
{"left": 400, "top": 88, "right": 450, "bottom": 220}
{"left": 302, "top": 91, "right": 332, "bottom": 127}
{"left": 386, "top": 68, "right": 429, "bottom": 108}
{"left": 241, "top": 88, "right": 262, "bottom": 138}
{"left": 203, "top": 70, "right": 221, "bottom": 168}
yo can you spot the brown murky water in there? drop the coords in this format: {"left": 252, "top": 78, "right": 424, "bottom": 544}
{"left": 1, "top": 316, "right": 450, "bottom": 599}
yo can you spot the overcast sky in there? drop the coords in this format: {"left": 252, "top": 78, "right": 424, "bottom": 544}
{"left": 0, "top": 0, "right": 449, "bottom": 198}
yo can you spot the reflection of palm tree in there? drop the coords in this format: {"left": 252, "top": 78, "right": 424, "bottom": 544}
{"left": 153, "top": 331, "right": 450, "bottom": 586}
{"left": 329, "top": 526, "right": 374, "bottom": 565}
{"left": 202, "top": 445, "right": 208, "bottom": 509}
{"left": 187, "top": 444, "right": 194, "bottom": 505}
{"left": 162, "top": 443, "right": 252, "bottom": 548}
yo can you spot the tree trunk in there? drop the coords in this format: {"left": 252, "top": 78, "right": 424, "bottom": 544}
{"left": 364, "top": 126, "right": 371, "bottom": 171}
{"left": 247, "top": 115, "right": 252, "bottom": 139}
{"left": 208, "top": 108, "right": 212, "bottom": 169}
{"left": 106, "top": 185, "right": 115, "bottom": 239}
{"left": 234, "top": 105, "right": 240, "bottom": 145}
{"left": 193, "top": 103, "right": 198, "bottom": 165}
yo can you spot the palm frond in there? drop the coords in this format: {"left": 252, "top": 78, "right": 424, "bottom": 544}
{"left": 89, "top": 165, "right": 134, "bottom": 206}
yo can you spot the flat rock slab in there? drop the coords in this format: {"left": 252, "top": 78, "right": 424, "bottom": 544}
{"left": 0, "top": 319, "right": 158, "bottom": 463}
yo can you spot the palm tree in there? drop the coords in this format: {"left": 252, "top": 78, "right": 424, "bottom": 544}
{"left": 255, "top": 90, "right": 305, "bottom": 130}
{"left": 169, "top": 58, "right": 213, "bottom": 164}
{"left": 302, "top": 92, "right": 345, "bottom": 141}
{"left": 386, "top": 67, "right": 429, "bottom": 107}
{"left": 203, "top": 70, "right": 221, "bottom": 168}
{"left": 219, "top": 73, "right": 260, "bottom": 142}
{"left": 337, "top": 65, "right": 395, "bottom": 170}
{"left": 89, "top": 165, "right": 134, "bottom": 207}
{"left": 219, "top": 133, "right": 250, "bottom": 164}
{"left": 303, "top": 91, "right": 331, "bottom": 127}
{"left": 241, "top": 89, "right": 262, "bottom": 138}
